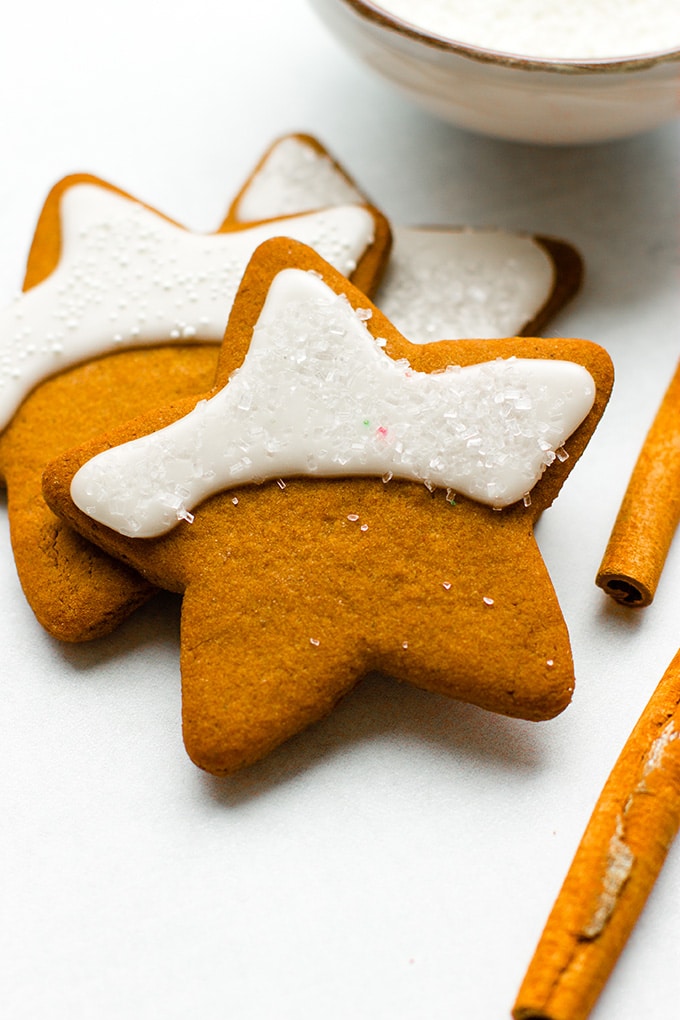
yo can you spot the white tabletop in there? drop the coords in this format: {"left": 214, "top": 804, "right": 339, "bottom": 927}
{"left": 1, "top": 3, "right": 679, "bottom": 1018}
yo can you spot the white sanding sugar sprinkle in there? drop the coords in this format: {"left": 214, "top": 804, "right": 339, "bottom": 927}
{"left": 233, "top": 136, "right": 364, "bottom": 222}
{"left": 71, "top": 268, "right": 596, "bottom": 539}
{"left": 0, "top": 185, "right": 377, "bottom": 431}
{"left": 374, "top": 0, "right": 680, "bottom": 60}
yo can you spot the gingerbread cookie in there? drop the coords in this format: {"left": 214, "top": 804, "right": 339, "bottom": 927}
{"left": 0, "top": 172, "right": 390, "bottom": 640}
{"left": 228, "top": 133, "right": 583, "bottom": 341}
{"left": 43, "top": 239, "right": 614, "bottom": 775}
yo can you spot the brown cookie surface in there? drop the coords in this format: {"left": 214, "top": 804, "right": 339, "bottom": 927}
{"left": 0, "top": 169, "right": 390, "bottom": 640}
{"left": 43, "top": 239, "right": 614, "bottom": 773}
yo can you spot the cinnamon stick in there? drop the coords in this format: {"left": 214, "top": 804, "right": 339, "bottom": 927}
{"left": 512, "top": 647, "right": 680, "bottom": 1020}
{"left": 597, "top": 359, "right": 680, "bottom": 606}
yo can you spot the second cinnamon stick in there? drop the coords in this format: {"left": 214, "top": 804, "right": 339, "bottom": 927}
{"left": 597, "top": 359, "right": 680, "bottom": 607}
{"left": 513, "top": 647, "right": 680, "bottom": 1020}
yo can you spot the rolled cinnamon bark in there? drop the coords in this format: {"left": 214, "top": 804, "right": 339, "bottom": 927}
{"left": 597, "top": 360, "right": 680, "bottom": 607}
{"left": 513, "top": 648, "right": 680, "bottom": 1020}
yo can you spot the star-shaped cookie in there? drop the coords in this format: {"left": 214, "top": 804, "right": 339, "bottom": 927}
{"left": 0, "top": 170, "right": 390, "bottom": 640}
{"left": 227, "top": 133, "right": 584, "bottom": 341}
{"left": 43, "top": 239, "right": 614, "bottom": 775}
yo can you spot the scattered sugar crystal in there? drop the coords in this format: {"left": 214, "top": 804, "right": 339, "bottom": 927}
{"left": 309, "top": 637, "right": 320, "bottom": 647}
{"left": 233, "top": 136, "right": 364, "bottom": 221}
{"left": 70, "top": 269, "right": 596, "bottom": 538}
{"left": 0, "top": 186, "right": 377, "bottom": 430}
{"left": 376, "top": 227, "right": 557, "bottom": 344}
{"left": 483, "top": 596, "right": 495, "bottom": 606}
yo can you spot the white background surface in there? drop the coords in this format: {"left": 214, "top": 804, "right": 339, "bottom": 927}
{"left": 1, "top": 2, "right": 679, "bottom": 1018}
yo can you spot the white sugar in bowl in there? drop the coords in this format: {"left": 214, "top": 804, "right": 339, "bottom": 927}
{"left": 309, "top": 0, "right": 680, "bottom": 144}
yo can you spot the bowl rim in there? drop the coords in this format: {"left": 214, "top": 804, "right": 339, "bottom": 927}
{"left": 334, "top": 0, "right": 680, "bottom": 73}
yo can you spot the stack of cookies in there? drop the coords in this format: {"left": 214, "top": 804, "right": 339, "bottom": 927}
{"left": 0, "top": 134, "right": 613, "bottom": 774}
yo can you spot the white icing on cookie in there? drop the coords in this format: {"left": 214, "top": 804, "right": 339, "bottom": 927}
{"left": 232, "top": 135, "right": 558, "bottom": 342}
{"left": 71, "top": 268, "right": 596, "bottom": 539}
{"left": 380, "top": 226, "right": 554, "bottom": 342}
{"left": 0, "top": 184, "right": 376, "bottom": 430}
{"left": 232, "top": 136, "right": 365, "bottom": 221}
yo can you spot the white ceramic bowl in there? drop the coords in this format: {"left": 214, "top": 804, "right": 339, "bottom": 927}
{"left": 310, "top": 0, "right": 680, "bottom": 144}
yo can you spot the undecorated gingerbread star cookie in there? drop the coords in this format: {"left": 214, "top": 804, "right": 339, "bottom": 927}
{"left": 0, "top": 170, "right": 390, "bottom": 640}
{"left": 43, "top": 238, "right": 614, "bottom": 775}
{"left": 227, "top": 133, "right": 583, "bottom": 341}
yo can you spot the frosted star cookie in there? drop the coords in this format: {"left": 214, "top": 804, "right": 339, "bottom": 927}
{"left": 0, "top": 173, "right": 390, "bottom": 640}
{"left": 43, "top": 239, "right": 614, "bottom": 775}
{"left": 227, "top": 133, "right": 584, "bottom": 341}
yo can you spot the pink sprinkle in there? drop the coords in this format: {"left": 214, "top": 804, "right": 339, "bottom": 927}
{"left": 376, "top": 425, "right": 388, "bottom": 439}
